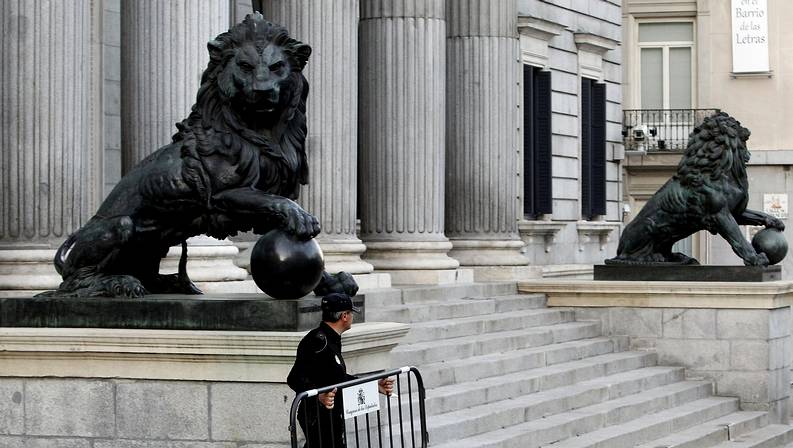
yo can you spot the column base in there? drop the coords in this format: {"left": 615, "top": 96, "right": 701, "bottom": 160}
{"left": 382, "top": 268, "right": 474, "bottom": 286}
{"left": 0, "top": 249, "right": 61, "bottom": 298}
{"left": 448, "top": 238, "right": 529, "bottom": 266}
{"left": 353, "top": 272, "right": 392, "bottom": 290}
{"left": 317, "top": 237, "right": 375, "bottom": 275}
{"left": 160, "top": 236, "right": 251, "bottom": 294}
{"left": 363, "top": 240, "right": 460, "bottom": 270}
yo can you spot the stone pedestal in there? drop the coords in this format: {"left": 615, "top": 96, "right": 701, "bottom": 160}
{"left": 262, "top": 0, "right": 374, "bottom": 277}
{"left": 445, "top": 0, "right": 530, "bottom": 281}
{"left": 0, "top": 1, "right": 103, "bottom": 297}
{"left": 120, "top": 1, "right": 251, "bottom": 292}
{"left": 0, "top": 322, "right": 409, "bottom": 445}
{"left": 519, "top": 280, "right": 793, "bottom": 423}
{"left": 359, "top": 0, "right": 463, "bottom": 284}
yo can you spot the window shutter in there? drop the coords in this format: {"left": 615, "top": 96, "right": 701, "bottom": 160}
{"left": 591, "top": 82, "right": 607, "bottom": 216}
{"left": 580, "top": 79, "right": 592, "bottom": 219}
{"left": 534, "top": 70, "right": 553, "bottom": 215}
{"left": 522, "top": 65, "right": 535, "bottom": 218}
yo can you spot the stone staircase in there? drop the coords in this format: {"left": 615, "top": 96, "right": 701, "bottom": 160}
{"left": 360, "top": 283, "right": 793, "bottom": 448}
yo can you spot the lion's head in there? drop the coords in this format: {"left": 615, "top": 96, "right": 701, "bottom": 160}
{"left": 203, "top": 12, "right": 311, "bottom": 122}
{"left": 179, "top": 13, "right": 312, "bottom": 201}
{"left": 676, "top": 112, "right": 751, "bottom": 190}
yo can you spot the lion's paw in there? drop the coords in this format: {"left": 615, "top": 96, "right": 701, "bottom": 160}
{"left": 744, "top": 252, "right": 770, "bottom": 267}
{"left": 282, "top": 203, "right": 321, "bottom": 240}
{"left": 314, "top": 271, "right": 359, "bottom": 297}
{"left": 766, "top": 217, "right": 786, "bottom": 231}
{"left": 96, "top": 275, "right": 147, "bottom": 298}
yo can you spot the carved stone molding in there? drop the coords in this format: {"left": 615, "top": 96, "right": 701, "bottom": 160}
{"left": 518, "top": 220, "right": 566, "bottom": 253}
{"left": 576, "top": 221, "right": 620, "bottom": 252}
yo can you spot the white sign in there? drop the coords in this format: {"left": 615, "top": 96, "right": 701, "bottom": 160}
{"left": 764, "top": 193, "right": 788, "bottom": 219}
{"left": 342, "top": 381, "right": 380, "bottom": 420}
{"left": 731, "top": 0, "right": 769, "bottom": 73}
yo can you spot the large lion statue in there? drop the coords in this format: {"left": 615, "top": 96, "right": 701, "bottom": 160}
{"left": 607, "top": 111, "right": 784, "bottom": 265}
{"left": 43, "top": 13, "right": 357, "bottom": 298}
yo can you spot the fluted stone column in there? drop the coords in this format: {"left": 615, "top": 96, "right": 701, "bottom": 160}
{"left": 120, "top": 1, "right": 253, "bottom": 292}
{"left": 445, "top": 0, "right": 536, "bottom": 281}
{"left": 261, "top": 0, "right": 377, "bottom": 280}
{"left": 359, "top": 0, "right": 467, "bottom": 285}
{"left": 0, "top": 0, "right": 103, "bottom": 297}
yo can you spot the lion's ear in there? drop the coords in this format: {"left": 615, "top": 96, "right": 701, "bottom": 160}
{"left": 208, "top": 38, "right": 225, "bottom": 60}
{"left": 291, "top": 43, "right": 312, "bottom": 71}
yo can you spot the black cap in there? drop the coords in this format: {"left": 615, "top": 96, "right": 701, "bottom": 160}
{"left": 321, "top": 293, "right": 361, "bottom": 314}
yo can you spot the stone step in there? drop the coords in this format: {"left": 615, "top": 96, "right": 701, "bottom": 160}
{"left": 545, "top": 397, "right": 741, "bottom": 448}
{"left": 402, "top": 307, "right": 574, "bottom": 343}
{"left": 424, "top": 351, "right": 661, "bottom": 416}
{"left": 430, "top": 384, "right": 721, "bottom": 448}
{"left": 633, "top": 411, "right": 768, "bottom": 448}
{"left": 353, "top": 366, "right": 685, "bottom": 446}
{"left": 427, "top": 379, "right": 713, "bottom": 445}
{"left": 418, "top": 336, "right": 627, "bottom": 389}
{"left": 391, "top": 321, "right": 602, "bottom": 366}
{"left": 363, "top": 282, "right": 520, "bottom": 308}
{"left": 714, "top": 424, "right": 793, "bottom": 447}
{"left": 397, "top": 282, "right": 518, "bottom": 304}
{"left": 494, "top": 293, "right": 547, "bottom": 312}
{"left": 367, "top": 297, "right": 498, "bottom": 323}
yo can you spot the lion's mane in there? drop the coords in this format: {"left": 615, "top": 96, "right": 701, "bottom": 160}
{"left": 173, "top": 13, "right": 311, "bottom": 211}
{"left": 676, "top": 112, "right": 750, "bottom": 192}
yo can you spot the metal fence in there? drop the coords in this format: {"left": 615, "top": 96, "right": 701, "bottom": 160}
{"left": 289, "top": 366, "right": 428, "bottom": 448}
{"left": 622, "top": 108, "right": 720, "bottom": 152}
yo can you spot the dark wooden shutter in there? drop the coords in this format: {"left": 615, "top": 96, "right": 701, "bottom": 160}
{"left": 591, "top": 82, "right": 607, "bottom": 216}
{"left": 534, "top": 70, "right": 553, "bottom": 215}
{"left": 522, "top": 65, "right": 536, "bottom": 218}
{"left": 580, "top": 79, "right": 592, "bottom": 219}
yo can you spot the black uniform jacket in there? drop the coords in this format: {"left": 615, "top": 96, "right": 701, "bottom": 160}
{"left": 288, "top": 321, "right": 356, "bottom": 394}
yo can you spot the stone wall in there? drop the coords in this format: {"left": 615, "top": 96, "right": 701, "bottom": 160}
{"left": 519, "top": 280, "right": 793, "bottom": 423}
{"left": 0, "top": 322, "right": 408, "bottom": 447}
{"left": 0, "top": 378, "right": 292, "bottom": 447}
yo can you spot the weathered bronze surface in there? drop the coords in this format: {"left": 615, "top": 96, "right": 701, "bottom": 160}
{"left": 40, "top": 13, "right": 357, "bottom": 298}
{"left": 607, "top": 112, "right": 785, "bottom": 266}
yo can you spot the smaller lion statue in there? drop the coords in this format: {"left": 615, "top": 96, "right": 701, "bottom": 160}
{"left": 41, "top": 13, "right": 357, "bottom": 298}
{"left": 607, "top": 111, "right": 784, "bottom": 266}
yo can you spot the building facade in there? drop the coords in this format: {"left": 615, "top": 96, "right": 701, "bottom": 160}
{"left": 621, "top": 0, "right": 793, "bottom": 276}
{"left": 0, "top": 0, "right": 624, "bottom": 296}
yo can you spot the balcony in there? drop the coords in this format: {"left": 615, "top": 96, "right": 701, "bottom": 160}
{"left": 622, "top": 108, "right": 720, "bottom": 152}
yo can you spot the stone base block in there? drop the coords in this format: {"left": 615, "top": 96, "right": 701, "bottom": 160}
{"left": 0, "top": 293, "right": 366, "bottom": 331}
{"left": 384, "top": 268, "right": 474, "bottom": 285}
{"left": 469, "top": 265, "right": 542, "bottom": 282}
{"left": 0, "top": 321, "right": 409, "bottom": 445}
{"left": 195, "top": 279, "right": 260, "bottom": 293}
{"left": 595, "top": 264, "right": 782, "bottom": 282}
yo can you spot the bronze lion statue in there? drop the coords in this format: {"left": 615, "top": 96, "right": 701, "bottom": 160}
{"left": 43, "top": 13, "right": 357, "bottom": 298}
{"left": 607, "top": 112, "right": 784, "bottom": 265}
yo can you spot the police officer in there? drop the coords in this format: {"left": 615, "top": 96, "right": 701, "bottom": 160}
{"left": 288, "top": 293, "right": 393, "bottom": 447}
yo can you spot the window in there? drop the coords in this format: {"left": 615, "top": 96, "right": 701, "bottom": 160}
{"left": 581, "top": 78, "right": 606, "bottom": 220}
{"left": 523, "top": 65, "right": 552, "bottom": 219}
{"left": 638, "top": 21, "right": 694, "bottom": 110}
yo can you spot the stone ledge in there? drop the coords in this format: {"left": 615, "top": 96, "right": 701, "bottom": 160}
{"left": 0, "top": 322, "right": 409, "bottom": 382}
{"left": 518, "top": 280, "right": 793, "bottom": 309}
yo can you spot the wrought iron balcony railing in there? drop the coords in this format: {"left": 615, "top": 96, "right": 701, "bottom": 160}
{"left": 622, "top": 108, "right": 720, "bottom": 152}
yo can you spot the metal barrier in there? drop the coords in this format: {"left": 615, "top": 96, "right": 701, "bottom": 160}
{"left": 289, "top": 366, "right": 428, "bottom": 448}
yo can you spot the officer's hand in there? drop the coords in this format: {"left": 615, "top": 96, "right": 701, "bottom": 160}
{"left": 378, "top": 378, "right": 394, "bottom": 396}
{"left": 319, "top": 388, "right": 336, "bottom": 409}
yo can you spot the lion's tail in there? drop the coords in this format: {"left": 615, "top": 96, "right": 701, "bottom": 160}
{"left": 53, "top": 234, "right": 78, "bottom": 276}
